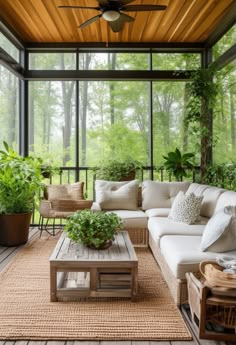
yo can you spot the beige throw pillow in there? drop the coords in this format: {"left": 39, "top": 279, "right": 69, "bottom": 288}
{"left": 200, "top": 206, "right": 236, "bottom": 252}
{"left": 168, "top": 191, "right": 203, "bottom": 224}
{"left": 46, "top": 182, "right": 84, "bottom": 201}
{"left": 95, "top": 180, "right": 139, "bottom": 210}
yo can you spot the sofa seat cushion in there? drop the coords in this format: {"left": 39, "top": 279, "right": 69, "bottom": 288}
{"left": 142, "top": 181, "right": 190, "bottom": 210}
{"left": 145, "top": 208, "right": 170, "bottom": 218}
{"left": 160, "top": 235, "right": 236, "bottom": 280}
{"left": 107, "top": 210, "right": 148, "bottom": 229}
{"left": 148, "top": 216, "right": 207, "bottom": 246}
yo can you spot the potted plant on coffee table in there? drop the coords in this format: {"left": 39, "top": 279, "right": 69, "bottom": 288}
{"left": 0, "top": 142, "right": 43, "bottom": 246}
{"left": 64, "top": 210, "right": 123, "bottom": 249}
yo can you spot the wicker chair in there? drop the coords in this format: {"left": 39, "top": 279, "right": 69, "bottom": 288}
{"left": 39, "top": 182, "right": 93, "bottom": 236}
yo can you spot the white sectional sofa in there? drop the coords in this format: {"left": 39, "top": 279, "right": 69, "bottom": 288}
{"left": 93, "top": 179, "right": 236, "bottom": 305}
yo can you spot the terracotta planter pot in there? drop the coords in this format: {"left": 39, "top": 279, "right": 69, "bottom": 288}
{"left": 0, "top": 212, "right": 32, "bottom": 246}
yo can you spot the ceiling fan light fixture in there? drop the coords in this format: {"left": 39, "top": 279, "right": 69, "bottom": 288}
{"left": 102, "top": 10, "right": 120, "bottom": 22}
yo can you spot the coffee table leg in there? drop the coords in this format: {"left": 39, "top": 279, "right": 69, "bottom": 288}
{"left": 131, "top": 266, "right": 138, "bottom": 302}
{"left": 90, "top": 268, "right": 97, "bottom": 294}
{"left": 50, "top": 266, "right": 57, "bottom": 302}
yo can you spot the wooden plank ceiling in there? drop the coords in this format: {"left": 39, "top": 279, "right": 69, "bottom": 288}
{"left": 0, "top": 0, "right": 234, "bottom": 44}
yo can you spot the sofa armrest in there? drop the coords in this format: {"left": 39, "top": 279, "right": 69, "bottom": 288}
{"left": 91, "top": 202, "right": 102, "bottom": 212}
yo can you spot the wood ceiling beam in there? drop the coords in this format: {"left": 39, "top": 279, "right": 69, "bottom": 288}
{"left": 205, "top": 2, "right": 236, "bottom": 48}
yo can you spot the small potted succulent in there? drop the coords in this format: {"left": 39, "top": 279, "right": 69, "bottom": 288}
{"left": 64, "top": 210, "right": 123, "bottom": 249}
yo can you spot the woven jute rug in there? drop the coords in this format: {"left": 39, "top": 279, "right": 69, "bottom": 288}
{"left": 0, "top": 233, "right": 191, "bottom": 341}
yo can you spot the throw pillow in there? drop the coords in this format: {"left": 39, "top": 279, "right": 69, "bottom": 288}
{"left": 200, "top": 206, "right": 236, "bottom": 252}
{"left": 95, "top": 179, "right": 139, "bottom": 210}
{"left": 46, "top": 182, "right": 84, "bottom": 201}
{"left": 168, "top": 191, "right": 203, "bottom": 224}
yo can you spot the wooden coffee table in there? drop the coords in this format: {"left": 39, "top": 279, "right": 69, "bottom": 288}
{"left": 50, "top": 231, "right": 138, "bottom": 302}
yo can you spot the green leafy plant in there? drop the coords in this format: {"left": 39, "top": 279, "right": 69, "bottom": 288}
{"left": 185, "top": 67, "right": 218, "bottom": 180}
{"left": 203, "top": 163, "right": 236, "bottom": 190}
{"left": 94, "top": 157, "right": 142, "bottom": 181}
{"left": 0, "top": 142, "right": 43, "bottom": 214}
{"left": 162, "top": 147, "right": 195, "bottom": 181}
{"left": 64, "top": 210, "right": 123, "bottom": 249}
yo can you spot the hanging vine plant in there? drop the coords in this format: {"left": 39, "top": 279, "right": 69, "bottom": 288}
{"left": 185, "top": 66, "right": 218, "bottom": 181}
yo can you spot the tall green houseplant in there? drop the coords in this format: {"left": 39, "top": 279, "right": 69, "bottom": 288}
{"left": 0, "top": 142, "right": 43, "bottom": 246}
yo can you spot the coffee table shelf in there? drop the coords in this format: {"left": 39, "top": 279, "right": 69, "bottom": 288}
{"left": 50, "top": 231, "right": 138, "bottom": 301}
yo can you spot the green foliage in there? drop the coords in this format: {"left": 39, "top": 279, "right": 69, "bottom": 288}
{"left": 94, "top": 157, "right": 142, "bottom": 181}
{"left": 64, "top": 210, "right": 123, "bottom": 249}
{"left": 0, "top": 142, "right": 43, "bottom": 214}
{"left": 162, "top": 147, "right": 195, "bottom": 181}
{"left": 203, "top": 163, "right": 236, "bottom": 191}
{"left": 185, "top": 67, "right": 218, "bottom": 131}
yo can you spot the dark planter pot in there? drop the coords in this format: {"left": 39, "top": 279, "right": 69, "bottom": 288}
{"left": 0, "top": 212, "right": 32, "bottom": 246}
{"left": 119, "top": 170, "right": 136, "bottom": 181}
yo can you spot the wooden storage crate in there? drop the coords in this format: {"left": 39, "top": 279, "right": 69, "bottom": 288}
{"left": 186, "top": 271, "right": 236, "bottom": 342}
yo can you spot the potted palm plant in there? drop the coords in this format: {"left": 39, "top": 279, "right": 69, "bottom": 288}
{"left": 0, "top": 142, "right": 43, "bottom": 246}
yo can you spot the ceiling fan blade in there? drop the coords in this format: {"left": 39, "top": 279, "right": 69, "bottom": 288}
{"left": 121, "top": 5, "right": 167, "bottom": 12}
{"left": 110, "top": 0, "right": 134, "bottom": 4}
{"left": 79, "top": 15, "right": 102, "bottom": 29}
{"left": 97, "top": 0, "right": 110, "bottom": 5}
{"left": 109, "top": 13, "right": 134, "bottom": 32}
{"left": 119, "top": 12, "right": 135, "bottom": 22}
{"left": 58, "top": 6, "right": 100, "bottom": 10}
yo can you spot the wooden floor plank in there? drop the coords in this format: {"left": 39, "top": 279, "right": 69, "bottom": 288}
{"left": 0, "top": 227, "right": 39, "bottom": 272}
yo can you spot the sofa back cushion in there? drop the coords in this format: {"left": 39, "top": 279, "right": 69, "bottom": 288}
{"left": 186, "top": 183, "right": 224, "bottom": 218}
{"left": 95, "top": 179, "right": 139, "bottom": 210}
{"left": 214, "top": 190, "right": 236, "bottom": 214}
{"left": 142, "top": 181, "right": 190, "bottom": 210}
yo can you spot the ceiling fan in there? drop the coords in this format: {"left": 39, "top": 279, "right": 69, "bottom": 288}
{"left": 58, "top": 0, "right": 167, "bottom": 32}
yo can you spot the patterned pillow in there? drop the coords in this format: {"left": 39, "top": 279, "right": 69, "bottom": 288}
{"left": 168, "top": 191, "right": 203, "bottom": 224}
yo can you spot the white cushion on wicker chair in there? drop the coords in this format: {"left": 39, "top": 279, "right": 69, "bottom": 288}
{"left": 160, "top": 235, "right": 236, "bottom": 280}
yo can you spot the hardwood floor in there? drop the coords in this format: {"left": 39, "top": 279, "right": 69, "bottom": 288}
{"left": 0, "top": 228, "right": 233, "bottom": 345}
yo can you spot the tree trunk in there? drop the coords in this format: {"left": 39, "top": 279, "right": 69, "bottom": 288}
{"left": 108, "top": 53, "right": 116, "bottom": 125}
{"left": 200, "top": 97, "right": 212, "bottom": 182}
{"left": 7, "top": 73, "right": 17, "bottom": 145}
{"left": 60, "top": 55, "right": 75, "bottom": 166}
{"left": 230, "top": 87, "right": 236, "bottom": 152}
{"left": 80, "top": 54, "right": 91, "bottom": 166}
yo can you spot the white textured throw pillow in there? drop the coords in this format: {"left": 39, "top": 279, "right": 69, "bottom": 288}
{"left": 168, "top": 191, "right": 203, "bottom": 224}
{"left": 95, "top": 179, "right": 139, "bottom": 210}
{"left": 200, "top": 206, "right": 236, "bottom": 253}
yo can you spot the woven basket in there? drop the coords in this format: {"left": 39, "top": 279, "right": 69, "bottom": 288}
{"left": 199, "top": 260, "right": 236, "bottom": 289}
